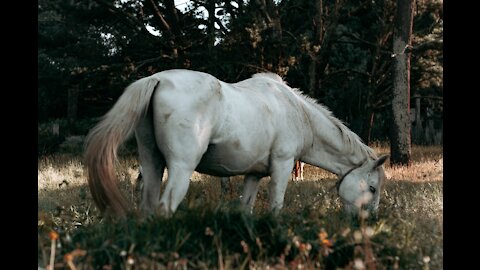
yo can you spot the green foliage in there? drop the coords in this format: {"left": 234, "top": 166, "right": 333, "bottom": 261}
{"left": 38, "top": 120, "right": 68, "bottom": 156}
{"left": 38, "top": 0, "right": 443, "bottom": 143}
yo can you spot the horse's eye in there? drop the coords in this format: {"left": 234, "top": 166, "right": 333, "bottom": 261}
{"left": 369, "top": 186, "right": 376, "bottom": 194}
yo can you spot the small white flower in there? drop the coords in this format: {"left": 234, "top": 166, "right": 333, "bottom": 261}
{"left": 364, "top": 226, "right": 374, "bottom": 237}
{"left": 353, "top": 230, "right": 362, "bottom": 242}
{"left": 354, "top": 258, "right": 365, "bottom": 269}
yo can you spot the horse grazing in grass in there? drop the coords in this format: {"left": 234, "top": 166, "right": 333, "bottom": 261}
{"left": 85, "top": 69, "right": 388, "bottom": 218}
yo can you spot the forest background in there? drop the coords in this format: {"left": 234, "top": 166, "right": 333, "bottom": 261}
{"left": 38, "top": 0, "right": 443, "bottom": 156}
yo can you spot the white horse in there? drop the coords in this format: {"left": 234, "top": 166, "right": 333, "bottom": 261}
{"left": 85, "top": 69, "right": 388, "bottom": 217}
{"left": 137, "top": 161, "right": 302, "bottom": 195}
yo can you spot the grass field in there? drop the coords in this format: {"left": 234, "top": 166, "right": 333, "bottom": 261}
{"left": 38, "top": 145, "right": 443, "bottom": 269}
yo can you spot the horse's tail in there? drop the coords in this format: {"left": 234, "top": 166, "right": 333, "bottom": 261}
{"left": 84, "top": 75, "right": 160, "bottom": 217}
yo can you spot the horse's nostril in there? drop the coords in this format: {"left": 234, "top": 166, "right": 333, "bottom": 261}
{"left": 369, "top": 186, "right": 376, "bottom": 194}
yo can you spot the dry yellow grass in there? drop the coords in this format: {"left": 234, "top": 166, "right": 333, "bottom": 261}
{"left": 38, "top": 155, "right": 140, "bottom": 212}
{"left": 38, "top": 145, "right": 443, "bottom": 269}
{"left": 371, "top": 144, "right": 443, "bottom": 182}
{"left": 38, "top": 145, "right": 442, "bottom": 212}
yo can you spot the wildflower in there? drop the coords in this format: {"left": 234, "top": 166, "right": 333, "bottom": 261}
{"left": 318, "top": 229, "right": 328, "bottom": 242}
{"left": 240, "top": 240, "right": 249, "bottom": 253}
{"left": 321, "top": 238, "right": 333, "bottom": 247}
{"left": 63, "top": 253, "right": 77, "bottom": 270}
{"left": 172, "top": 252, "right": 180, "bottom": 259}
{"left": 317, "top": 228, "right": 334, "bottom": 256}
{"left": 204, "top": 227, "right": 214, "bottom": 236}
{"left": 318, "top": 228, "right": 333, "bottom": 247}
{"left": 287, "top": 56, "right": 296, "bottom": 66}
{"left": 353, "top": 230, "right": 363, "bottom": 243}
{"left": 423, "top": 256, "right": 431, "bottom": 269}
{"left": 256, "top": 237, "right": 262, "bottom": 248}
{"left": 64, "top": 253, "right": 73, "bottom": 262}
{"left": 292, "top": 236, "right": 301, "bottom": 248}
{"left": 341, "top": 228, "right": 351, "bottom": 237}
{"left": 63, "top": 250, "right": 87, "bottom": 270}
{"left": 364, "top": 226, "right": 374, "bottom": 237}
{"left": 67, "top": 249, "right": 87, "bottom": 258}
{"left": 298, "top": 243, "right": 312, "bottom": 256}
{"left": 48, "top": 230, "right": 59, "bottom": 241}
{"left": 176, "top": 258, "right": 188, "bottom": 269}
{"left": 354, "top": 258, "right": 365, "bottom": 269}
{"left": 283, "top": 244, "right": 291, "bottom": 257}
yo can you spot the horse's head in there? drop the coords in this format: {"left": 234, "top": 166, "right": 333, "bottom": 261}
{"left": 337, "top": 154, "right": 389, "bottom": 217}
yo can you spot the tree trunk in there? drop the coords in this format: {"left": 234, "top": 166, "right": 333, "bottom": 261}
{"left": 206, "top": 1, "right": 216, "bottom": 48}
{"left": 165, "top": 0, "right": 181, "bottom": 36}
{"left": 390, "top": 0, "right": 414, "bottom": 166}
{"left": 308, "top": 0, "right": 323, "bottom": 98}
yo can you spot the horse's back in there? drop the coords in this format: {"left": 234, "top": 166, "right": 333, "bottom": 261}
{"left": 152, "top": 69, "right": 222, "bottom": 102}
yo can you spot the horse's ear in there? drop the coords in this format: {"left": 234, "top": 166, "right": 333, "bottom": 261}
{"left": 374, "top": 154, "right": 389, "bottom": 168}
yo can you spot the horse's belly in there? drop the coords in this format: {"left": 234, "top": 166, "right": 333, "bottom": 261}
{"left": 195, "top": 144, "right": 269, "bottom": 177}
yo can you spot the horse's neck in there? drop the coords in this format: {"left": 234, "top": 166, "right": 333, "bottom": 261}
{"left": 300, "top": 103, "right": 372, "bottom": 176}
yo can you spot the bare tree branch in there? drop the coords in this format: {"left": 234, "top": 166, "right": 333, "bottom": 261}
{"left": 135, "top": 55, "right": 175, "bottom": 71}
{"left": 255, "top": 0, "right": 272, "bottom": 23}
{"left": 149, "top": 0, "right": 171, "bottom": 31}
{"left": 93, "top": 0, "right": 149, "bottom": 35}
{"left": 214, "top": 17, "right": 228, "bottom": 33}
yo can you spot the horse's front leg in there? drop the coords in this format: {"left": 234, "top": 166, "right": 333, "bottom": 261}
{"left": 268, "top": 158, "right": 295, "bottom": 214}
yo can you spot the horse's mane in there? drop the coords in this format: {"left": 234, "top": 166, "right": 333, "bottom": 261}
{"left": 294, "top": 88, "right": 377, "bottom": 159}
{"left": 252, "top": 72, "right": 376, "bottom": 159}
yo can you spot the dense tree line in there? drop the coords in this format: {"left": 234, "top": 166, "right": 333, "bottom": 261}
{"left": 38, "top": 0, "right": 442, "bottom": 147}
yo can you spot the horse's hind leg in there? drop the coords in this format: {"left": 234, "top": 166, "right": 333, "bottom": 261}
{"left": 155, "top": 123, "right": 211, "bottom": 216}
{"left": 135, "top": 114, "right": 166, "bottom": 216}
{"left": 158, "top": 147, "right": 206, "bottom": 215}
{"left": 157, "top": 163, "right": 195, "bottom": 216}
